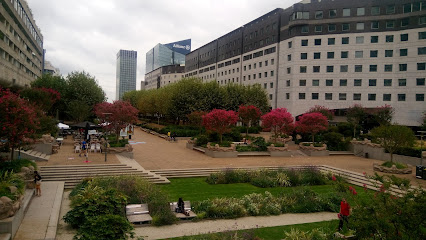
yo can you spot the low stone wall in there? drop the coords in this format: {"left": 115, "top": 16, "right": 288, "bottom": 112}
{"left": 299, "top": 142, "right": 329, "bottom": 156}
{"left": 373, "top": 163, "right": 412, "bottom": 174}
{"left": 32, "top": 143, "right": 53, "bottom": 155}
{"left": 186, "top": 143, "right": 194, "bottom": 150}
{"left": 267, "top": 144, "right": 291, "bottom": 157}
{"left": 205, "top": 149, "right": 238, "bottom": 158}
{"left": 0, "top": 189, "right": 33, "bottom": 239}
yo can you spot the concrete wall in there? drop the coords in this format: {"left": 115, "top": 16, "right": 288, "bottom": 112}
{"left": 33, "top": 143, "right": 52, "bottom": 155}
{"left": 352, "top": 143, "right": 422, "bottom": 166}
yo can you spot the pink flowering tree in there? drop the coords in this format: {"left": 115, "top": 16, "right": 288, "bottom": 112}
{"left": 94, "top": 100, "right": 139, "bottom": 144}
{"left": 0, "top": 89, "right": 40, "bottom": 160}
{"left": 296, "top": 112, "right": 328, "bottom": 143}
{"left": 202, "top": 109, "right": 238, "bottom": 143}
{"left": 261, "top": 108, "right": 294, "bottom": 143}
{"left": 238, "top": 105, "right": 262, "bottom": 136}
{"left": 307, "top": 105, "right": 334, "bottom": 120}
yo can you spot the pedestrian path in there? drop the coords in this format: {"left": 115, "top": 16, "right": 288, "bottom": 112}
{"left": 134, "top": 212, "right": 336, "bottom": 240}
{"left": 14, "top": 181, "right": 64, "bottom": 240}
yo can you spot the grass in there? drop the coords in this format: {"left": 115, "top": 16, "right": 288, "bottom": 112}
{"left": 165, "top": 220, "right": 340, "bottom": 240}
{"left": 381, "top": 161, "right": 408, "bottom": 169}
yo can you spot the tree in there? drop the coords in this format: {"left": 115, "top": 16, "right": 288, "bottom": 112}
{"left": 20, "top": 87, "right": 61, "bottom": 114}
{"left": 307, "top": 105, "right": 334, "bottom": 120}
{"left": 66, "top": 100, "right": 92, "bottom": 123}
{"left": 296, "top": 112, "right": 328, "bottom": 143}
{"left": 346, "top": 104, "right": 366, "bottom": 138}
{"left": 94, "top": 101, "right": 139, "bottom": 143}
{"left": 238, "top": 105, "right": 262, "bottom": 136}
{"left": 187, "top": 111, "right": 207, "bottom": 133}
{"left": 31, "top": 74, "right": 68, "bottom": 118}
{"left": 261, "top": 108, "right": 294, "bottom": 143}
{"left": 371, "top": 124, "right": 416, "bottom": 162}
{"left": 372, "top": 104, "right": 394, "bottom": 126}
{"left": 202, "top": 109, "right": 238, "bottom": 143}
{"left": 0, "top": 89, "right": 40, "bottom": 160}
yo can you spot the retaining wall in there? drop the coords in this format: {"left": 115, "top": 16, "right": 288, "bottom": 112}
{"left": 352, "top": 143, "right": 422, "bottom": 166}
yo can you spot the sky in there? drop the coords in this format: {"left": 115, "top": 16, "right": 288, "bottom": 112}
{"left": 26, "top": 0, "right": 300, "bottom": 101}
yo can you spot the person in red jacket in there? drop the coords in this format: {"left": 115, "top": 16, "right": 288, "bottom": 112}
{"left": 338, "top": 198, "right": 350, "bottom": 231}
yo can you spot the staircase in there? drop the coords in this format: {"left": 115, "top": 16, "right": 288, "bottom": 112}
{"left": 40, "top": 164, "right": 169, "bottom": 189}
{"left": 15, "top": 149, "right": 50, "bottom": 161}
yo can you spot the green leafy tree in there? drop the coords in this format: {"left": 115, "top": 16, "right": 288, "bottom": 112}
{"left": 371, "top": 124, "right": 416, "bottom": 162}
{"left": 346, "top": 104, "right": 366, "bottom": 138}
{"left": 244, "top": 84, "right": 270, "bottom": 113}
{"left": 168, "top": 78, "right": 204, "bottom": 123}
{"left": 67, "top": 100, "right": 92, "bottom": 123}
{"left": 373, "top": 105, "right": 394, "bottom": 126}
{"left": 31, "top": 74, "right": 67, "bottom": 118}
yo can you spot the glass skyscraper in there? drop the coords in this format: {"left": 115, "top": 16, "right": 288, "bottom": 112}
{"left": 116, "top": 50, "right": 137, "bottom": 100}
{"left": 145, "top": 39, "right": 191, "bottom": 73}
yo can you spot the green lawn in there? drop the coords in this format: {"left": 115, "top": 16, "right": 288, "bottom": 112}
{"left": 165, "top": 220, "right": 339, "bottom": 240}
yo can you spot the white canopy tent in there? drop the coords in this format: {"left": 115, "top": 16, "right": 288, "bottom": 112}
{"left": 57, "top": 123, "right": 70, "bottom": 129}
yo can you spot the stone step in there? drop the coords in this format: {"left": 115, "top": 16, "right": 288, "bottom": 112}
{"left": 64, "top": 179, "right": 169, "bottom": 189}
{"left": 237, "top": 152, "right": 270, "bottom": 156}
{"left": 48, "top": 175, "right": 161, "bottom": 182}
{"left": 329, "top": 151, "right": 354, "bottom": 155}
{"left": 40, "top": 167, "right": 136, "bottom": 173}
{"left": 40, "top": 164, "right": 127, "bottom": 169}
{"left": 42, "top": 172, "right": 150, "bottom": 180}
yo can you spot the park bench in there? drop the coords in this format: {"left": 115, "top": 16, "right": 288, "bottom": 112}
{"left": 126, "top": 204, "right": 152, "bottom": 224}
{"left": 169, "top": 201, "right": 196, "bottom": 219}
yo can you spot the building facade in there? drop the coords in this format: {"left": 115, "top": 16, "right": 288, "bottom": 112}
{"left": 144, "top": 64, "right": 184, "bottom": 90}
{"left": 185, "top": 0, "right": 426, "bottom": 126}
{"left": 116, "top": 49, "right": 137, "bottom": 100}
{"left": 0, "top": 0, "right": 44, "bottom": 87}
{"left": 43, "top": 60, "right": 60, "bottom": 76}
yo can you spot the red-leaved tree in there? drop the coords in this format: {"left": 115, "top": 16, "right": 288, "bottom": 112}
{"left": 238, "top": 105, "right": 262, "bottom": 136}
{"left": 94, "top": 100, "right": 139, "bottom": 143}
{"left": 308, "top": 105, "right": 334, "bottom": 120}
{"left": 0, "top": 89, "right": 40, "bottom": 160}
{"left": 296, "top": 112, "right": 329, "bottom": 143}
{"left": 261, "top": 108, "right": 294, "bottom": 143}
{"left": 202, "top": 109, "right": 238, "bottom": 143}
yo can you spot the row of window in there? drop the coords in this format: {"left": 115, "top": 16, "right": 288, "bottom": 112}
{"left": 243, "top": 58, "right": 275, "bottom": 71}
{"left": 217, "top": 77, "right": 240, "bottom": 85}
{"left": 294, "top": 48, "right": 426, "bottom": 61}
{"left": 243, "top": 71, "right": 275, "bottom": 81}
{"left": 296, "top": 93, "right": 425, "bottom": 102}
{"left": 244, "top": 23, "right": 277, "bottom": 41}
{"left": 293, "top": 63, "right": 426, "bottom": 74}
{"left": 294, "top": 78, "right": 426, "bottom": 87}
{"left": 243, "top": 47, "right": 276, "bottom": 61}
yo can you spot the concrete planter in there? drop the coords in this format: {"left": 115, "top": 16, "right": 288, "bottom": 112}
{"left": 267, "top": 144, "right": 292, "bottom": 157}
{"left": 373, "top": 163, "right": 412, "bottom": 174}
{"left": 0, "top": 189, "right": 33, "bottom": 239}
{"left": 205, "top": 149, "right": 238, "bottom": 158}
{"left": 186, "top": 143, "right": 194, "bottom": 150}
{"left": 299, "top": 142, "right": 329, "bottom": 156}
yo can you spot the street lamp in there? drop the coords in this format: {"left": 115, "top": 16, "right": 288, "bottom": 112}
{"left": 102, "top": 113, "right": 112, "bottom": 162}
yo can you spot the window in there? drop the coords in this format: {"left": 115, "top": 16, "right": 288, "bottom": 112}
{"left": 326, "top": 79, "right": 333, "bottom": 86}
{"left": 264, "top": 83, "right": 267, "bottom": 89}
{"left": 271, "top": 71, "right": 274, "bottom": 76}
{"left": 384, "top": 79, "right": 392, "bottom": 86}
{"left": 314, "top": 52, "right": 321, "bottom": 59}
{"left": 341, "top": 51, "right": 348, "bottom": 58}
{"left": 386, "top": 20, "right": 395, "bottom": 28}
{"left": 385, "top": 50, "right": 393, "bottom": 57}
{"left": 343, "top": 8, "right": 351, "bottom": 17}
{"left": 301, "top": 25, "right": 309, "bottom": 33}
{"left": 312, "top": 93, "right": 319, "bottom": 100}
{"left": 386, "top": 35, "right": 394, "bottom": 42}
{"left": 286, "top": 80, "right": 291, "bottom": 87}
{"left": 287, "top": 67, "right": 291, "bottom": 74}
{"left": 313, "top": 66, "right": 320, "bottom": 72}
{"left": 354, "top": 79, "right": 362, "bottom": 86}
{"left": 315, "top": 11, "right": 323, "bottom": 19}
{"left": 340, "top": 65, "right": 348, "bottom": 72}
{"left": 342, "top": 37, "right": 349, "bottom": 44}
{"left": 300, "top": 66, "right": 307, "bottom": 73}
{"left": 355, "top": 51, "right": 363, "bottom": 58}
{"left": 312, "top": 79, "right": 319, "bottom": 86}
{"left": 400, "top": 49, "right": 408, "bottom": 56}
{"left": 385, "top": 64, "right": 393, "bottom": 72}
{"left": 286, "top": 93, "right": 290, "bottom": 99}
{"left": 299, "top": 79, "right": 306, "bottom": 86}
{"left": 371, "top": 21, "right": 379, "bottom": 29}
{"left": 269, "top": 94, "right": 273, "bottom": 100}
{"left": 248, "top": 75, "right": 251, "bottom": 80}
{"left": 371, "top": 6, "right": 380, "bottom": 15}
{"left": 369, "top": 79, "right": 377, "bottom": 86}
{"left": 328, "top": 38, "right": 335, "bottom": 45}
{"left": 265, "top": 72, "right": 268, "bottom": 78}
{"left": 315, "top": 25, "right": 322, "bottom": 32}
{"left": 299, "top": 93, "right": 306, "bottom": 99}
{"left": 353, "top": 93, "right": 361, "bottom": 100}
{"left": 399, "top": 64, "right": 407, "bottom": 71}
{"left": 355, "top": 65, "right": 363, "bottom": 72}
{"left": 356, "top": 36, "right": 364, "bottom": 44}
{"left": 327, "top": 66, "right": 334, "bottom": 72}
{"left": 325, "top": 93, "right": 333, "bottom": 100}
{"left": 356, "top": 22, "right": 365, "bottom": 30}
{"left": 249, "top": 64, "right": 252, "bottom": 70}
{"left": 403, "top": 3, "right": 411, "bottom": 13}
{"left": 328, "top": 24, "right": 336, "bottom": 32}
{"left": 315, "top": 39, "right": 321, "bottom": 45}
{"left": 244, "top": 66, "right": 247, "bottom": 71}
{"left": 329, "top": 9, "right": 337, "bottom": 18}
{"left": 357, "top": 7, "right": 365, "bottom": 16}
{"left": 401, "top": 33, "right": 408, "bottom": 41}
{"left": 368, "top": 94, "right": 376, "bottom": 101}
{"left": 420, "top": 32, "right": 426, "bottom": 39}
{"left": 258, "top": 73, "right": 261, "bottom": 78}
{"left": 287, "top": 54, "right": 291, "bottom": 61}
{"left": 288, "top": 41, "right": 292, "bottom": 48}
{"left": 371, "top": 36, "right": 378, "bottom": 43}
{"left": 339, "top": 93, "right": 347, "bottom": 100}
{"left": 417, "top": 78, "right": 425, "bottom": 86}
{"left": 401, "top": 18, "right": 409, "bottom": 27}
{"left": 340, "top": 79, "right": 347, "bottom": 86}
{"left": 301, "top": 39, "right": 308, "bottom": 46}
{"left": 327, "top": 52, "right": 335, "bottom": 59}
{"left": 270, "top": 82, "right": 273, "bottom": 88}
{"left": 254, "top": 63, "right": 257, "bottom": 69}
{"left": 370, "top": 50, "right": 378, "bottom": 57}
{"left": 398, "top": 79, "right": 407, "bottom": 86}
{"left": 271, "top": 59, "right": 274, "bottom": 65}
{"left": 418, "top": 63, "right": 426, "bottom": 70}
{"left": 420, "top": 16, "right": 426, "bottom": 25}
{"left": 342, "top": 23, "right": 350, "bottom": 31}
{"left": 418, "top": 47, "right": 426, "bottom": 55}
{"left": 386, "top": 5, "right": 395, "bottom": 14}
{"left": 301, "top": 53, "right": 308, "bottom": 59}
{"left": 370, "top": 65, "right": 377, "bottom": 72}
{"left": 383, "top": 94, "right": 391, "bottom": 101}
{"left": 259, "top": 62, "right": 262, "bottom": 67}
{"left": 253, "top": 74, "right": 256, "bottom": 80}
{"left": 417, "top": 94, "right": 425, "bottom": 101}
{"left": 398, "top": 94, "right": 406, "bottom": 101}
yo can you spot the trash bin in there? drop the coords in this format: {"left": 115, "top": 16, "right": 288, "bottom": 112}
{"left": 416, "top": 166, "right": 423, "bottom": 179}
{"left": 364, "top": 152, "right": 369, "bottom": 158}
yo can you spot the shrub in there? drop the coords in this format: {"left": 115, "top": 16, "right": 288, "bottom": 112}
{"left": 242, "top": 192, "right": 281, "bottom": 216}
{"left": 252, "top": 137, "right": 268, "bottom": 151}
{"left": 235, "top": 126, "right": 261, "bottom": 134}
{"left": 381, "top": 161, "right": 408, "bottom": 169}
{"left": 195, "top": 135, "right": 209, "bottom": 146}
{"left": 250, "top": 175, "right": 276, "bottom": 188}
{"left": 322, "top": 132, "right": 349, "bottom": 151}
{"left": 109, "top": 138, "right": 128, "bottom": 148}
{"left": 300, "top": 167, "right": 327, "bottom": 186}
{"left": 0, "top": 159, "right": 37, "bottom": 174}
{"left": 283, "top": 228, "right": 329, "bottom": 240}
{"left": 0, "top": 171, "right": 25, "bottom": 201}
{"left": 74, "top": 214, "right": 134, "bottom": 240}
{"left": 236, "top": 145, "right": 259, "bottom": 152}
{"left": 159, "top": 125, "right": 199, "bottom": 137}
{"left": 389, "top": 147, "right": 422, "bottom": 158}
{"left": 197, "top": 198, "right": 247, "bottom": 219}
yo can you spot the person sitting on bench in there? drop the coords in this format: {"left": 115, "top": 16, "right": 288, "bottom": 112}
{"left": 176, "top": 198, "right": 189, "bottom": 216}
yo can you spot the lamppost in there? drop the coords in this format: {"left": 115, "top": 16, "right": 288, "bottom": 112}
{"left": 102, "top": 113, "right": 112, "bottom": 162}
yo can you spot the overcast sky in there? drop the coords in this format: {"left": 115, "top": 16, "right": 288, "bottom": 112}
{"left": 26, "top": 0, "right": 300, "bottom": 101}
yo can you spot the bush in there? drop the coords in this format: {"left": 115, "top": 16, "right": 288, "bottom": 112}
{"left": 242, "top": 192, "right": 281, "bottom": 216}
{"left": 74, "top": 214, "right": 134, "bottom": 240}
{"left": 252, "top": 137, "right": 268, "bottom": 151}
{"left": 195, "top": 135, "right": 209, "bottom": 146}
{"left": 381, "top": 161, "right": 408, "bottom": 169}
{"left": 300, "top": 167, "right": 327, "bottom": 186}
{"left": 195, "top": 198, "right": 247, "bottom": 219}
{"left": 0, "top": 171, "right": 25, "bottom": 201}
{"left": 236, "top": 145, "right": 259, "bottom": 152}
{"left": 250, "top": 175, "right": 277, "bottom": 188}
{"left": 235, "top": 126, "right": 261, "bottom": 134}
{"left": 322, "top": 132, "right": 349, "bottom": 151}
{"left": 0, "top": 159, "right": 37, "bottom": 174}
{"left": 389, "top": 147, "right": 422, "bottom": 158}
{"left": 109, "top": 138, "right": 128, "bottom": 148}
{"left": 159, "top": 125, "right": 200, "bottom": 137}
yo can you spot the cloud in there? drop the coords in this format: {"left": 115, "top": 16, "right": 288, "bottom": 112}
{"left": 26, "top": 0, "right": 299, "bottom": 101}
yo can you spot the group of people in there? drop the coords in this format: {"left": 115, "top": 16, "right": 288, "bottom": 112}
{"left": 167, "top": 132, "right": 177, "bottom": 141}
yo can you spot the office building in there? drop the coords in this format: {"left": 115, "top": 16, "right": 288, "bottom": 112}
{"left": 185, "top": 0, "right": 426, "bottom": 126}
{"left": 116, "top": 49, "right": 137, "bottom": 100}
{"left": 0, "top": 0, "right": 44, "bottom": 87}
{"left": 43, "top": 60, "right": 60, "bottom": 76}
{"left": 144, "top": 64, "right": 185, "bottom": 90}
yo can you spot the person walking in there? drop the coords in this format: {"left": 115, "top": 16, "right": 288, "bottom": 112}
{"left": 338, "top": 198, "right": 350, "bottom": 231}
{"left": 34, "top": 171, "right": 42, "bottom": 196}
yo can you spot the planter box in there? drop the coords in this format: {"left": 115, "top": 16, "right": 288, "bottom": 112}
{"left": 269, "top": 151, "right": 293, "bottom": 157}
{"left": 186, "top": 143, "right": 194, "bottom": 150}
{"left": 300, "top": 149, "right": 330, "bottom": 156}
{"left": 205, "top": 149, "right": 238, "bottom": 158}
{"left": 0, "top": 189, "right": 33, "bottom": 239}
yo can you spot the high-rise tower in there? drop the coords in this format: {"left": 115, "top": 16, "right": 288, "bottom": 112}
{"left": 116, "top": 50, "right": 137, "bottom": 100}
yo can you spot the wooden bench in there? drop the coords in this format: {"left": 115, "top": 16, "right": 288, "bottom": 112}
{"left": 170, "top": 201, "right": 197, "bottom": 219}
{"left": 126, "top": 204, "right": 152, "bottom": 224}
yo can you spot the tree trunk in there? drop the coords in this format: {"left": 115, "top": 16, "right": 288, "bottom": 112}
{"left": 390, "top": 152, "right": 393, "bottom": 163}
{"left": 353, "top": 126, "right": 356, "bottom": 138}
{"left": 10, "top": 147, "right": 14, "bottom": 160}
{"left": 312, "top": 134, "right": 315, "bottom": 144}
{"left": 219, "top": 134, "right": 223, "bottom": 144}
